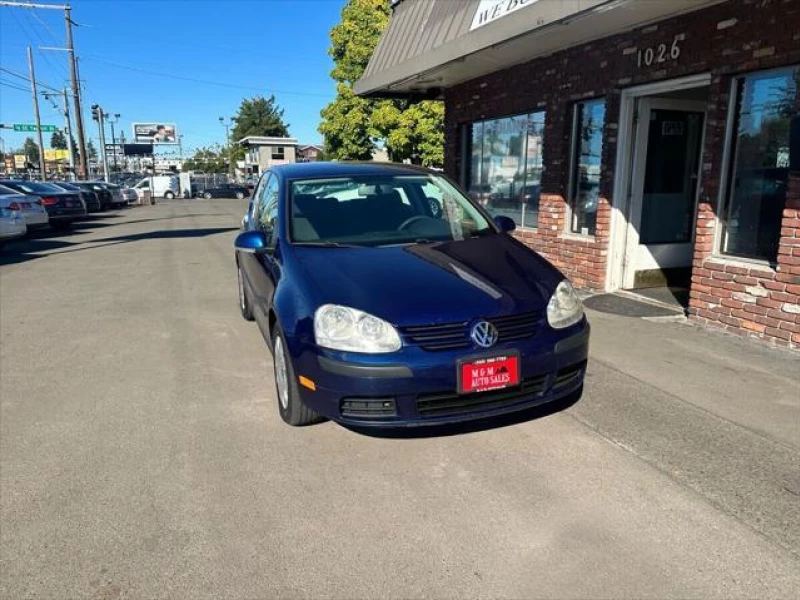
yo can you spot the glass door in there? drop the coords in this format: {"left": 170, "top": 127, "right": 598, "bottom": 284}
{"left": 624, "top": 98, "right": 706, "bottom": 288}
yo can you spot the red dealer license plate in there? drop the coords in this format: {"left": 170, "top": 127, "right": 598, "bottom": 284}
{"left": 458, "top": 353, "right": 520, "bottom": 394}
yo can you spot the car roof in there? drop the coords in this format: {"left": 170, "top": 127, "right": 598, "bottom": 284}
{"left": 269, "top": 161, "right": 435, "bottom": 181}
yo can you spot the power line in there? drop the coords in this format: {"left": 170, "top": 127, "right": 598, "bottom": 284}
{"left": 81, "top": 56, "right": 333, "bottom": 99}
{"left": 0, "top": 79, "right": 31, "bottom": 93}
{"left": 0, "top": 66, "right": 61, "bottom": 92}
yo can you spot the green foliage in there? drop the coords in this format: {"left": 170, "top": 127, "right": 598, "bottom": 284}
{"left": 86, "top": 139, "right": 98, "bottom": 161}
{"left": 183, "top": 146, "right": 228, "bottom": 173}
{"left": 320, "top": 84, "right": 375, "bottom": 161}
{"left": 23, "top": 137, "right": 39, "bottom": 162}
{"left": 319, "top": 0, "right": 444, "bottom": 167}
{"left": 50, "top": 131, "right": 68, "bottom": 150}
{"left": 231, "top": 95, "right": 290, "bottom": 141}
{"left": 329, "top": 0, "right": 390, "bottom": 86}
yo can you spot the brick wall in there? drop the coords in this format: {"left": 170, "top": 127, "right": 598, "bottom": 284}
{"left": 442, "top": 0, "right": 800, "bottom": 347}
{"left": 690, "top": 175, "right": 800, "bottom": 348}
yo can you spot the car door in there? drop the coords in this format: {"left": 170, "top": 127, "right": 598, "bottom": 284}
{"left": 249, "top": 175, "right": 281, "bottom": 323}
{"left": 239, "top": 173, "right": 269, "bottom": 317}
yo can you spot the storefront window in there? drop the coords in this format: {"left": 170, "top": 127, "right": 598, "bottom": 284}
{"left": 569, "top": 99, "right": 605, "bottom": 236}
{"left": 467, "top": 112, "right": 545, "bottom": 228}
{"left": 722, "top": 67, "right": 799, "bottom": 262}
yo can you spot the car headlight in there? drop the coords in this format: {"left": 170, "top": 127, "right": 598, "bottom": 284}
{"left": 547, "top": 280, "right": 584, "bottom": 329}
{"left": 314, "top": 304, "right": 402, "bottom": 353}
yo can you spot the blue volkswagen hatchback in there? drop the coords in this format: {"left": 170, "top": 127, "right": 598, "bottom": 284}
{"left": 234, "top": 163, "right": 589, "bottom": 427}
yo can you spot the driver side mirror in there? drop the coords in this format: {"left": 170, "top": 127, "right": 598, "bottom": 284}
{"left": 494, "top": 215, "right": 516, "bottom": 233}
{"left": 234, "top": 230, "right": 267, "bottom": 254}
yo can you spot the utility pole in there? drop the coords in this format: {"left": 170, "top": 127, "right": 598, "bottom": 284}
{"left": 62, "top": 88, "right": 75, "bottom": 179}
{"left": 65, "top": 7, "right": 87, "bottom": 179}
{"left": 27, "top": 46, "right": 47, "bottom": 180}
{"left": 91, "top": 104, "right": 109, "bottom": 183}
{"left": 106, "top": 113, "right": 120, "bottom": 176}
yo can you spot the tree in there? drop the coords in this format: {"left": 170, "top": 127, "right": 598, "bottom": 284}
{"left": 50, "top": 131, "right": 67, "bottom": 150}
{"left": 183, "top": 146, "right": 228, "bottom": 173}
{"left": 86, "top": 139, "right": 98, "bottom": 161}
{"left": 319, "top": 0, "right": 444, "bottom": 166}
{"left": 231, "top": 95, "right": 290, "bottom": 141}
{"left": 23, "top": 137, "right": 39, "bottom": 163}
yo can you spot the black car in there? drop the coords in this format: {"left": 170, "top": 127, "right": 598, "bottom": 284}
{"left": 0, "top": 180, "right": 86, "bottom": 229}
{"left": 51, "top": 181, "right": 102, "bottom": 212}
{"left": 197, "top": 183, "right": 249, "bottom": 200}
{"left": 72, "top": 181, "right": 113, "bottom": 211}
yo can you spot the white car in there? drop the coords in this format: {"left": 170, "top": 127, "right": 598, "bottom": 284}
{"left": 0, "top": 184, "right": 49, "bottom": 229}
{"left": 0, "top": 190, "right": 28, "bottom": 247}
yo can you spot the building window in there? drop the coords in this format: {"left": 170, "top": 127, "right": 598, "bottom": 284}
{"left": 569, "top": 99, "right": 605, "bottom": 236}
{"left": 721, "top": 67, "right": 798, "bottom": 262}
{"left": 271, "top": 147, "right": 285, "bottom": 161}
{"left": 467, "top": 111, "right": 545, "bottom": 228}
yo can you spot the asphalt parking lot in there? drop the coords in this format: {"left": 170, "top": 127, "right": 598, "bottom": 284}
{"left": 1, "top": 199, "right": 798, "bottom": 598}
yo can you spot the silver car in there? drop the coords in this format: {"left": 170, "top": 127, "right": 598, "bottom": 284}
{"left": 0, "top": 184, "right": 49, "bottom": 229}
{"left": 0, "top": 188, "right": 28, "bottom": 247}
{"left": 121, "top": 187, "right": 138, "bottom": 204}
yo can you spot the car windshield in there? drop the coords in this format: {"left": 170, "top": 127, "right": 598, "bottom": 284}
{"left": 4, "top": 181, "right": 63, "bottom": 194}
{"left": 289, "top": 174, "right": 493, "bottom": 247}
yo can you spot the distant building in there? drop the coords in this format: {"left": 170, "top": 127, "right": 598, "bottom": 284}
{"left": 238, "top": 136, "right": 298, "bottom": 175}
{"left": 298, "top": 144, "right": 324, "bottom": 162}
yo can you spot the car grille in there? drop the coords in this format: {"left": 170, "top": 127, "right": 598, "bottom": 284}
{"left": 340, "top": 398, "right": 397, "bottom": 419}
{"left": 400, "top": 311, "right": 541, "bottom": 351}
{"left": 416, "top": 375, "right": 548, "bottom": 417}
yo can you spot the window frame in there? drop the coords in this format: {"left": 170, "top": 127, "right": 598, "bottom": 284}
{"left": 271, "top": 146, "right": 285, "bottom": 161}
{"left": 566, "top": 98, "right": 605, "bottom": 238}
{"left": 464, "top": 110, "right": 546, "bottom": 230}
{"left": 716, "top": 65, "right": 798, "bottom": 265}
{"left": 250, "top": 172, "right": 271, "bottom": 228}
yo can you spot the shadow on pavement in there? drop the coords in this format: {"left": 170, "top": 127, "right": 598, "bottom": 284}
{"left": 0, "top": 238, "right": 78, "bottom": 266}
{"left": 90, "top": 227, "right": 239, "bottom": 244}
{"left": 341, "top": 387, "right": 583, "bottom": 439}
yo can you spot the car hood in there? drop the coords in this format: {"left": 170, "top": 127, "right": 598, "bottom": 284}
{"left": 291, "top": 234, "right": 561, "bottom": 326}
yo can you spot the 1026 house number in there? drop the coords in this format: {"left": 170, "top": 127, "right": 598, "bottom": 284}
{"left": 637, "top": 36, "right": 682, "bottom": 68}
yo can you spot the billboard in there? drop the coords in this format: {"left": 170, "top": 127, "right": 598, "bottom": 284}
{"left": 132, "top": 122, "right": 178, "bottom": 144}
{"left": 44, "top": 149, "right": 70, "bottom": 161}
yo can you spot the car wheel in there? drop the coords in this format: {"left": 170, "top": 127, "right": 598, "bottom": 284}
{"left": 164, "top": 191, "right": 175, "bottom": 200}
{"left": 237, "top": 264, "right": 254, "bottom": 321}
{"left": 272, "top": 326, "right": 321, "bottom": 427}
{"left": 203, "top": 192, "right": 212, "bottom": 200}
{"left": 236, "top": 191, "right": 245, "bottom": 200}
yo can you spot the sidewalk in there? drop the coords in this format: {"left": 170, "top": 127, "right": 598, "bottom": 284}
{"left": 574, "top": 295, "right": 800, "bottom": 556}
{"left": 583, "top": 295, "right": 799, "bottom": 447}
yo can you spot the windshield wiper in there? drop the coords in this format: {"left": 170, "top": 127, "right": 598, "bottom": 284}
{"left": 293, "top": 241, "right": 361, "bottom": 248}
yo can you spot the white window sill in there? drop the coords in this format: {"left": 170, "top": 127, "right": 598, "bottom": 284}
{"left": 705, "top": 254, "right": 776, "bottom": 272}
{"left": 560, "top": 232, "right": 597, "bottom": 243}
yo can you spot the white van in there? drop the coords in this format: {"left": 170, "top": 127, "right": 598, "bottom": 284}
{"left": 134, "top": 176, "right": 180, "bottom": 200}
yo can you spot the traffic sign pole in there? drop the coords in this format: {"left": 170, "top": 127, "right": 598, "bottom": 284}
{"left": 28, "top": 45, "right": 47, "bottom": 180}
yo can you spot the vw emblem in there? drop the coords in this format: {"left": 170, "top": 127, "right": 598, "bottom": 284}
{"left": 471, "top": 321, "right": 498, "bottom": 348}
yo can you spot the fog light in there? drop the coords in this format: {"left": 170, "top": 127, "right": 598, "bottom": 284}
{"left": 340, "top": 398, "right": 397, "bottom": 419}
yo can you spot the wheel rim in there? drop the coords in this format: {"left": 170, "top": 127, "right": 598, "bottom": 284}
{"left": 237, "top": 192, "right": 244, "bottom": 199}
{"left": 237, "top": 266, "right": 245, "bottom": 311}
{"left": 274, "top": 337, "right": 289, "bottom": 410}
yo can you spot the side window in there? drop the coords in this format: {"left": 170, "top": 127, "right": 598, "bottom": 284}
{"left": 250, "top": 173, "right": 270, "bottom": 227}
{"left": 259, "top": 176, "right": 280, "bottom": 244}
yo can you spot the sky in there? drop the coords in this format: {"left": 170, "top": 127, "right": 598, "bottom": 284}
{"left": 0, "top": 0, "right": 345, "bottom": 157}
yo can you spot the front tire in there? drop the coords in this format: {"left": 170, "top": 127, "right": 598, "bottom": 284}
{"left": 272, "top": 327, "right": 321, "bottom": 427}
{"left": 236, "top": 191, "right": 245, "bottom": 200}
{"left": 203, "top": 192, "right": 212, "bottom": 200}
{"left": 164, "top": 191, "right": 175, "bottom": 200}
{"left": 237, "top": 264, "right": 254, "bottom": 321}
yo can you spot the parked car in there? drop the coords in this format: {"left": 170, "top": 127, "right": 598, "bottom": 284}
{"left": 50, "top": 181, "right": 102, "bottom": 212}
{"left": 197, "top": 182, "right": 249, "bottom": 200}
{"left": 103, "top": 183, "right": 127, "bottom": 208}
{"left": 0, "top": 183, "right": 49, "bottom": 229}
{"left": 121, "top": 187, "right": 138, "bottom": 204}
{"left": 0, "top": 188, "right": 28, "bottom": 247}
{"left": 72, "top": 182, "right": 113, "bottom": 211}
{"left": 234, "top": 163, "right": 588, "bottom": 427}
{"left": 0, "top": 180, "right": 86, "bottom": 229}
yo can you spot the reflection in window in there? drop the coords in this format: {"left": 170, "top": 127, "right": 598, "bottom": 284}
{"left": 722, "top": 67, "right": 798, "bottom": 262}
{"left": 569, "top": 100, "right": 605, "bottom": 236}
{"left": 467, "top": 112, "right": 545, "bottom": 228}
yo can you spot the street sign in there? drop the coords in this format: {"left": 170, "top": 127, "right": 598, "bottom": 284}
{"left": 12, "top": 124, "right": 58, "bottom": 132}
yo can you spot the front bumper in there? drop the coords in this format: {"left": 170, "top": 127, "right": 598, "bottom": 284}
{"left": 291, "top": 320, "right": 590, "bottom": 427}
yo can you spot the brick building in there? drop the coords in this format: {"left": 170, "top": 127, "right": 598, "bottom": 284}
{"left": 356, "top": 0, "right": 800, "bottom": 349}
